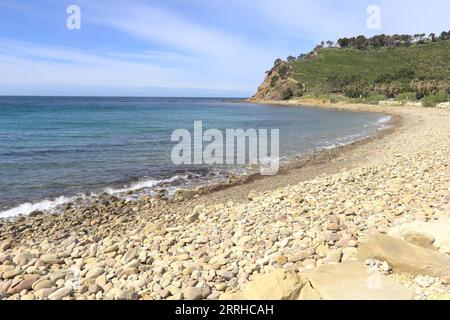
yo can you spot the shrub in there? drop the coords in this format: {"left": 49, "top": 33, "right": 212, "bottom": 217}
{"left": 422, "top": 90, "right": 448, "bottom": 107}
{"left": 396, "top": 92, "right": 417, "bottom": 101}
{"left": 294, "top": 90, "right": 304, "bottom": 98}
{"left": 281, "top": 88, "right": 294, "bottom": 100}
{"left": 343, "top": 81, "right": 369, "bottom": 98}
{"left": 278, "top": 65, "right": 289, "bottom": 78}
{"left": 365, "top": 94, "right": 385, "bottom": 104}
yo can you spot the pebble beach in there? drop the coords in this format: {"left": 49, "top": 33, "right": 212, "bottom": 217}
{"left": 0, "top": 101, "right": 449, "bottom": 300}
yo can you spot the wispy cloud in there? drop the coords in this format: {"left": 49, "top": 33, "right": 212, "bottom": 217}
{"left": 0, "top": 1, "right": 282, "bottom": 96}
{"left": 80, "top": 1, "right": 281, "bottom": 84}
{"left": 0, "top": 39, "right": 244, "bottom": 91}
{"left": 83, "top": 1, "right": 259, "bottom": 57}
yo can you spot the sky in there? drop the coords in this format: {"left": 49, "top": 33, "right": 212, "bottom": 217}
{"left": 0, "top": 0, "right": 449, "bottom": 97}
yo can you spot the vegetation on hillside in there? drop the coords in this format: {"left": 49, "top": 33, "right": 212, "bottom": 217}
{"left": 253, "top": 31, "right": 450, "bottom": 106}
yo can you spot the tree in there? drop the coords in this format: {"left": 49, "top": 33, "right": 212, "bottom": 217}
{"left": 354, "top": 35, "right": 368, "bottom": 49}
{"left": 418, "top": 33, "right": 426, "bottom": 43}
{"left": 287, "top": 55, "right": 296, "bottom": 62}
{"left": 429, "top": 33, "right": 436, "bottom": 42}
{"left": 401, "top": 34, "right": 412, "bottom": 46}
{"left": 338, "top": 37, "right": 350, "bottom": 48}
{"left": 369, "top": 34, "right": 387, "bottom": 47}
{"left": 326, "top": 40, "right": 334, "bottom": 47}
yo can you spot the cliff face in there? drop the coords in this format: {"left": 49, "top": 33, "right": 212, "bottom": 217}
{"left": 251, "top": 59, "right": 308, "bottom": 102}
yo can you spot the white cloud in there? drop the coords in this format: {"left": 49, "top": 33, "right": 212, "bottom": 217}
{"left": 0, "top": 1, "right": 283, "bottom": 96}
{"left": 80, "top": 1, "right": 281, "bottom": 85}
{"left": 0, "top": 39, "right": 251, "bottom": 92}
{"left": 84, "top": 1, "right": 259, "bottom": 57}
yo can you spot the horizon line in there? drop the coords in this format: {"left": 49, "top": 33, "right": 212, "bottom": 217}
{"left": 0, "top": 95, "right": 249, "bottom": 99}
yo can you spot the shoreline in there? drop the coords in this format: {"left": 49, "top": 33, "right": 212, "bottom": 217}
{"left": 183, "top": 99, "right": 402, "bottom": 207}
{"left": 0, "top": 99, "right": 395, "bottom": 219}
{"left": 0, "top": 100, "right": 449, "bottom": 300}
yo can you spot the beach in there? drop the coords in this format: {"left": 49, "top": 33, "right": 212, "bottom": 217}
{"left": 0, "top": 101, "right": 449, "bottom": 300}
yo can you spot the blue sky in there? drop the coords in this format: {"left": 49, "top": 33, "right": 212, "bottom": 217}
{"left": 0, "top": 0, "right": 449, "bottom": 97}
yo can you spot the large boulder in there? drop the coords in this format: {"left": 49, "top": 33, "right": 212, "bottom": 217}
{"left": 220, "top": 270, "right": 304, "bottom": 300}
{"left": 359, "top": 234, "right": 450, "bottom": 278}
{"left": 300, "top": 261, "right": 414, "bottom": 300}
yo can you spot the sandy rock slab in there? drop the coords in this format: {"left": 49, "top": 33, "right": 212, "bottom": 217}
{"left": 220, "top": 262, "right": 414, "bottom": 300}
{"left": 300, "top": 261, "right": 414, "bottom": 300}
{"left": 359, "top": 234, "right": 450, "bottom": 278}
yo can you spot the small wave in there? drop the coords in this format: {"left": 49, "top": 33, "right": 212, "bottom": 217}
{"left": 0, "top": 195, "right": 77, "bottom": 219}
{"left": 317, "top": 131, "right": 369, "bottom": 151}
{"left": 377, "top": 115, "right": 392, "bottom": 124}
{"left": 104, "top": 175, "right": 188, "bottom": 195}
{"left": 0, "top": 171, "right": 228, "bottom": 219}
{"left": 316, "top": 115, "right": 390, "bottom": 151}
{"left": 319, "top": 144, "right": 338, "bottom": 150}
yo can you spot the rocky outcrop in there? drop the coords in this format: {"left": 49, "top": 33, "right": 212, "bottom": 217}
{"left": 359, "top": 234, "right": 450, "bottom": 278}
{"left": 251, "top": 61, "right": 306, "bottom": 101}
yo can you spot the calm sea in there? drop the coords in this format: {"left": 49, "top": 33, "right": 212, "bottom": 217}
{"left": 0, "top": 97, "right": 389, "bottom": 217}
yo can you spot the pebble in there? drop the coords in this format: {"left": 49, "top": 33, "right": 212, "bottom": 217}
{"left": 8, "top": 276, "right": 40, "bottom": 295}
{"left": 40, "top": 253, "right": 63, "bottom": 265}
{"left": 276, "top": 256, "right": 288, "bottom": 265}
{"left": 32, "top": 279, "right": 55, "bottom": 291}
{"left": 222, "top": 271, "right": 235, "bottom": 281}
{"left": 0, "top": 240, "right": 12, "bottom": 251}
{"left": 183, "top": 287, "right": 203, "bottom": 300}
{"left": 48, "top": 287, "right": 73, "bottom": 300}
{"left": 85, "top": 267, "right": 105, "bottom": 280}
{"left": 88, "top": 284, "right": 104, "bottom": 294}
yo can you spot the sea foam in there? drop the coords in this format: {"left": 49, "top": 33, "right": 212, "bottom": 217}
{"left": 0, "top": 195, "right": 77, "bottom": 219}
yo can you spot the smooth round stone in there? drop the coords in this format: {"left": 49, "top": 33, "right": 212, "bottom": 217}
{"left": 48, "top": 287, "right": 73, "bottom": 300}
{"left": 276, "top": 256, "right": 287, "bottom": 265}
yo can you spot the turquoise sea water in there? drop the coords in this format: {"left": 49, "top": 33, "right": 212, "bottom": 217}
{"left": 0, "top": 97, "right": 389, "bottom": 217}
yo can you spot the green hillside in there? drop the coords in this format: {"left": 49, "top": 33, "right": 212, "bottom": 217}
{"left": 253, "top": 39, "right": 450, "bottom": 106}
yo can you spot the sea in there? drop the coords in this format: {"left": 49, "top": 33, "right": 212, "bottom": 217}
{"left": 0, "top": 96, "right": 390, "bottom": 218}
